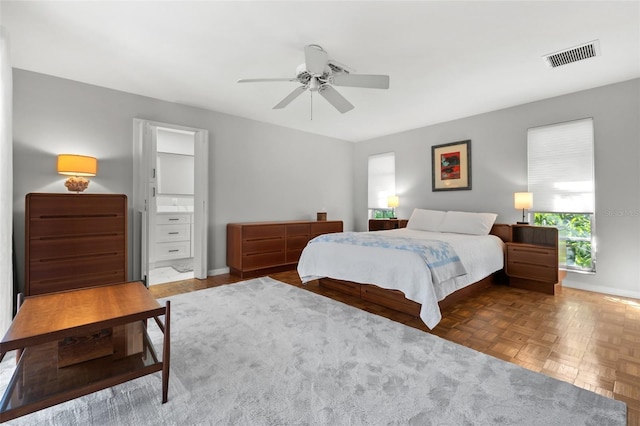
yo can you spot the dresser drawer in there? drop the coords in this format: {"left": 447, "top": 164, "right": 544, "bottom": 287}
{"left": 29, "top": 217, "right": 125, "bottom": 238}
{"left": 507, "top": 262, "right": 557, "bottom": 282}
{"left": 243, "top": 225, "right": 285, "bottom": 240}
{"left": 29, "top": 235, "right": 125, "bottom": 261}
{"left": 156, "top": 224, "right": 190, "bottom": 242}
{"left": 29, "top": 253, "right": 126, "bottom": 285}
{"left": 243, "top": 251, "right": 286, "bottom": 270}
{"left": 29, "top": 269, "right": 127, "bottom": 296}
{"left": 243, "top": 238, "right": 284, "bottom": 255}
{"left": 286, "top": 248, "right": 304, "bottom": 264}
{"left": 507, "top": 245, "right": 555, "bottom": 266}
{"left": 507, "top": 244, "right": 557, "bottom": 282}
{"left": 286, "top": 224, "right": 310, "bottom": 237}
{"left": 287, "top": 235, "right": 310, "bottom": 250}
{"left": 155, "top": 241, "right": 191, "bottom": 261}
{"left": 157, "top": 214, "right": 191, "bottom": 225}
{"left": 28, "top": 194, "right": 125, "bottom": 217}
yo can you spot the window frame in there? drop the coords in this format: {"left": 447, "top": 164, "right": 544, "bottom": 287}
{"left": 367, "top": 152, "right": 396, "bottom": 218}
{"left": 527, "top": 118, "right": 596, "bottom": 273}
{"left": 533, "top": 211, "right": 596, "bottom": 273}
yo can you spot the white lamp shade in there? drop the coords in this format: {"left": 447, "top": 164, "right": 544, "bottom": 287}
{"left": 57, "top": 154, "right": 97, "bottom": 177}
{"left": 514, "top": 192, "right": 533, "bottom": 210}
{"left": 387, "top": 195, "right": 399, "bottom": 208}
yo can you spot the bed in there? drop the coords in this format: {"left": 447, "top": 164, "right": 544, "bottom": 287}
{"left": 297, "top": 209, "right": 511, "bottom": 329}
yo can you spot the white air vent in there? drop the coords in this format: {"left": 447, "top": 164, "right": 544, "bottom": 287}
{"left": 543, "top": 40, "right": 601, "bottom": 68}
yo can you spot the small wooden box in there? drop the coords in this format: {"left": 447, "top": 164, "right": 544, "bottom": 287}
{"left": 316, "top": 212, "right": 327, "bottom": 221}
{"left": 57, "top": 328, "right": 113, "bottom": 368}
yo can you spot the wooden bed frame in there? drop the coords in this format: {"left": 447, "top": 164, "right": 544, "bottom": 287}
{"left": 318, "top": 223, "right": 512, "bottom": 317}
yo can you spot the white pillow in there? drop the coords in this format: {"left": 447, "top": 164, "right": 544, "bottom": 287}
{"left": 406, "top": 208, "right": 446, "bottom": 232}
{"left": 439, "top": 211, "right": 498, "bottom": 235}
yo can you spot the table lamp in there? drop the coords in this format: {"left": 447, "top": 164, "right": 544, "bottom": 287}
{"left": 387, "top": 195, "right": 399, "bottom": 219}
{"left": 514, "top": 192, "right": 533, "bottom": 224}
{"left": 57, "top": 154, "right": 98, "bottom": 192}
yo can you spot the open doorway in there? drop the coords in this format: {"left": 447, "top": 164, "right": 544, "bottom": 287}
{"left": 133, "top": 119, "right": 209, "bottom": 286}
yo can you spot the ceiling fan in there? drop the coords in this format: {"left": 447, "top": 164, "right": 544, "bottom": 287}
{"left": 238, "top": 45, "right": 389, "bottom": 114}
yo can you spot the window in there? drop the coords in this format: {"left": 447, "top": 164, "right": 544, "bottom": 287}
{"left": 367, "top": 152, "right": 396, "bottom": 219}
{"left": 527, "top": 118, "right": 595, "bottom": 272}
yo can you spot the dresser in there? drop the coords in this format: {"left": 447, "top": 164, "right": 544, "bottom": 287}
{"left": 227, "top": 220, "right": 343, "bottom": 278}
{"left": 25, "top": 193, "right": 128, "bottom": 296}
{"left": 153, "top": 212, "right": 192, "bottom": 262}
{"left": 505, "top": 224, "right": 565, "bottom": 295}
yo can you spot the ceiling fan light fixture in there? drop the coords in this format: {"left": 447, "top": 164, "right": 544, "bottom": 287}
{"left": 238, "top": 44, "right": 389, "bottom": 114}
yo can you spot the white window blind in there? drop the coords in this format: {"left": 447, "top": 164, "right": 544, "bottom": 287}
{"left": 367, "top": 152, "right": 396, "bottom": 209}
{"left": 527, "top": 118, "right": 594, "bottom": 213}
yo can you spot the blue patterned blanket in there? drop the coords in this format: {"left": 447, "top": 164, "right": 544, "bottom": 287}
{"left": 310, "top": 232, "right": 467, "bottom": 284}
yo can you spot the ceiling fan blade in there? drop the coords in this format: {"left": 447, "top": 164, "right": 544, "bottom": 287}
{"left": 318, "top": 85, "right": 354, "bottom": 114}
{"left": 327, "top": 59, "right": 356, "bottom": 74}
{"left": 273, "top": 86, "right": 307, "bottom": 109}
{"left": 304, "top": 45, "right": 328, "bottom": 76}
{"left": 332, "top": 74, "right": 390, "bottom": 89}
{"left": 238, "top": 78, "right": 298, "bottom": 83}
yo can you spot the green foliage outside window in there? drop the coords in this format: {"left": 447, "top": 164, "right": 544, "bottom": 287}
{"left": 371, "top": 209, "right": 396, "bottom": 219}
{"left": 533, "top": 213, "right": 593, "bottom": 271}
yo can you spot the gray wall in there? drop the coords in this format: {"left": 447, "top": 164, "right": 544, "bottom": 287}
{"left": 13, "top": 69, "right": 639, "bottom": 299}
{"left": 12, "top": 69, "right": 354, "bottom": 291}
{"left": 354, "top": 79, "right": 640, "bottom": 299}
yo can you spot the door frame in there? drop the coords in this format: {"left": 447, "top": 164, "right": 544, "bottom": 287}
{"left": 132, "top": 119, "right": 209, "bottom": 283}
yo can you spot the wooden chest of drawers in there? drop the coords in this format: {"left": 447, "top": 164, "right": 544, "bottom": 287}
{"left": 25, "top": 193, "right": 128, "bottom": 296}
{"left": 227, "top": 220, "right": 343, "bottom": 278}
{"left": 506, "top": 244, "right": 558, "bottom": 282}
{"left": 505, "top": 225, "right": 564, "bottom": 295}
{"left": 153, "top": 213, "right": 192, "bottom": 262}
{"left": 368, "top": 219, "right": 408, "bottom": 231}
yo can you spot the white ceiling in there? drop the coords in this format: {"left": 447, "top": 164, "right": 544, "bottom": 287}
{"left": 2, "top": 1, "right": 639, "bottom": 142}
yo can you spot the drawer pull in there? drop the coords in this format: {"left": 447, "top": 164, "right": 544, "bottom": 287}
{"left": 246, "top": 237, "right": 284, "bottom": 242}
{"left": 168, "top": 249, "right": 180, "bottom": 253}
{"left": 168, "top": 232, "right": 180, "bottom": 235}
{"left": 511, "top": 247, "right": 551, "bottom": 255}
{"left": 168, "top": 218, "right": 180, "bottom": 221}
{"left": 511, "top": 261, "right": 552, "bottom": 268}
{"left": 246, "top": 250, "right": 283, "bottom": 257}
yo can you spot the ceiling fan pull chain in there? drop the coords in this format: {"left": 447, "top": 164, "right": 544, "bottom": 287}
{"left": 310, "top": 90, "right": 313, "bottom": 121}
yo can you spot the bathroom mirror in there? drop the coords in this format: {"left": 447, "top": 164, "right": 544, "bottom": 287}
{"left": 157, "top": 152, "right": 194, "bottom": 195}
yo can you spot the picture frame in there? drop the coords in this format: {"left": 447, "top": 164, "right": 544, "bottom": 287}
{"left": 431, "top": 140, "right": 471, "bottom": 191}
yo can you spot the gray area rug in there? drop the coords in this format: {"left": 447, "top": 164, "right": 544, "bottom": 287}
{"left": 0, "top": 277, "right": 626, "bottom": 425}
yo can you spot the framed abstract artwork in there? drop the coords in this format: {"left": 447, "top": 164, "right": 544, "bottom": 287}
{"left": 431, "top": 140, "right": 471, "bottom": 191}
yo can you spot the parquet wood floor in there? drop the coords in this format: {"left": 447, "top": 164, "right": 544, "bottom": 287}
{"left": 149, "top": 271, "right": 640, "bottom": 425}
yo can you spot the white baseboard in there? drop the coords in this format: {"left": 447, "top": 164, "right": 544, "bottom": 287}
{"left": 562, "top": 279, "right": 640, "bottom": 301}
{"left": 208, "top": 267, "right": 230, "bottom": 277}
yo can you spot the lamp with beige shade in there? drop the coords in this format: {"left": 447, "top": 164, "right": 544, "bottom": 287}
{"left": 387, "top": 195, "right": 399, "bottom": 219}
{"left": 514, "top": 192, "right": 533, "bottom": 224}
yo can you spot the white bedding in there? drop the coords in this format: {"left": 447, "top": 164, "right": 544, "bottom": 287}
{"left": 297, "top": 228, "right": 505, "bottom": 329}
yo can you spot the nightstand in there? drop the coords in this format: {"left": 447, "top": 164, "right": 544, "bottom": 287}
{"left": 505, "top": 225, "right": 565, "bottom": 295}
{"left": 368, "top": 219, "right": 408, "bottom": 231}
